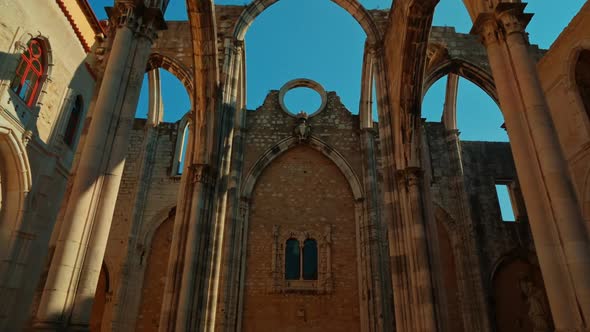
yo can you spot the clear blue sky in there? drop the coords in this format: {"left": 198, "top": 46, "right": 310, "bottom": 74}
{"left": 88, "top": 0, "right": 585, "bottom": 141}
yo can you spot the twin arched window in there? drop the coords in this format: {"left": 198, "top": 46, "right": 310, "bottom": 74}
{"left": 285, "top": 238, "right": 318, "bottom": 280}
{"left": 10, "top": 38, "right": 46, "bottom": 107}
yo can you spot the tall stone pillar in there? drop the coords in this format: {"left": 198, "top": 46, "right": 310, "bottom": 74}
{"left": 33, "top": 3, "right": 165, "bottom": 329}
{"left": 110, "top": 69, "right": 167, "bottom": 331}
{"left": 473, "top": 4, "right": 590, "bottom": 330}
{"left": 395, "top": 167, "right": 437, "bottom": 332}
{"left": 440, "top": 73, "right": 492, "bottom": 331}
{"left": 358, "top": 44, "right": 393, "bottom": 332}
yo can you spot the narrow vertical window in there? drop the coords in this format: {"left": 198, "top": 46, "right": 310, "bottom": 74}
{"left": 10, "top": 38, "right": 45, "bottom": 106}
{"left": 302, "top": 239, "right": 318, "bottom": 280}
{"left": 177, "top": 124, "right": 190, "bottom": 174}
{"left": 495, "top": 184, "right": 516, "bottom": 222}
{"left": 285, "top": 238, "right": 300, "bottom": 280}
{"left": 64, "top": 96, "right": 83, "bottom": 148}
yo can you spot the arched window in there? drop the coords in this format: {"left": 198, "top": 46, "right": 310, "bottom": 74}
{"left": 64, "top": 96, "right": 83, "bottom": 148}
{"left": 285, "top": 238, "right": 300, "bottom": 280}
{"left": 10, "top": 38, "right": 46, "bottom": 107}
{"left": 302, "top": 239, "right": 318, "bottom": 280}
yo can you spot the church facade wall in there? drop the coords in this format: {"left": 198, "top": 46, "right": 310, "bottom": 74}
{"left": 537, "top": 1, "right": 590, "bottom": 236}
{"left": 0, "top": 0, "right": 96, "bottom": 329}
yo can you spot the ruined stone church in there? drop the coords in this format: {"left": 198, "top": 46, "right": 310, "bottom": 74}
{"left": 1, "top": 0, "right": 590, "bottom": 331}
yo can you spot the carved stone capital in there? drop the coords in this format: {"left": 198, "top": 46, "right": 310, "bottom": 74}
{"left": 111, "top": 2, "right": 138, "bottom": 30}
{"left": 495, "top": 3, "right": 532, "bottom": 37}
{"left": 189, "top": 163, "right": 214, "bottom": 186}
{"left": 108, "top": 2, "right": 163, "bottom": 42}
{"left": 232, "top": 39, "right": 245, "bottom": 55}
{"left": 366, "top": 41, "right": 384, "bottom": 57}
{"left": 471, "top": 13, "right": 501, "bottom": 46}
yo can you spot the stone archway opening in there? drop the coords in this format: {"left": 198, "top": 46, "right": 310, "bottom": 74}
{"left": 422, "top": 74, "right": 507, "bottom": 142}
{"left": 236, "top": 0, "right": 371, "bottom": 115}
{"left": 135, "top": 65, "right": 191, "bottom": 125}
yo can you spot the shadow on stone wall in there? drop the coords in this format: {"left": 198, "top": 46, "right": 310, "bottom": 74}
{"left": 0, "top": 47, "right": 102, "bottom": 330}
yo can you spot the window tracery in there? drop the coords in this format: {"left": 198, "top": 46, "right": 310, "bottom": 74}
{"left": 271, "top": 225, "right": 333, "bottom": 294}
{"left": 10, "top": 38, "right": 46, "bottom": 107}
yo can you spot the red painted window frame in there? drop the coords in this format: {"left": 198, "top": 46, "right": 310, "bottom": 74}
{"left": 10, "top": 39, "right": 45, "bottom": 107}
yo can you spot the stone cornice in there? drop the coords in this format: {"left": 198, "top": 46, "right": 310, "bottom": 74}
{"left": 55, "top": 0, "right": 91, "bottom": 52}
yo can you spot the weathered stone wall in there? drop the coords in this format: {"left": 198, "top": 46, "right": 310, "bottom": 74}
{"left": 537, "top": 1, "right": 590, "bottom": 235}
{"left": 135, "top": 212, "right": 175, "bottom": 332}
{"left": 243, "top": 145, "right": 360, "bottom": 331}
{"left": 237, "top": 89, "right": 364, "bottom": 331}
{"left": 97, "top": 95, "right": 542, "bottom": 332}
{"left": 242, "top": 91, "right": 363, "bottom": 178}
{"left": 88, "top": 5, "right": 571, "bottom": 331}
{"left": 424, "top": 121, "right": 547, "bottom": 331}
{"left": 100, "top": 119, "right": 182, "bottom": 329}
{"left": 0, "top": 0, "right": 96, "bottom": 328}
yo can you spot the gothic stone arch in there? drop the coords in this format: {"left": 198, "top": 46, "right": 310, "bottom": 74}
{"left": 241, "top": 136, "right": 363, "bottom": 201}
{"left": 424, "top": 29, "right": 499, "bottom": 105}
{"left": 0, "top": 127, "right": 32, "bottom": 254}
{"left": 227, "top": 136, "right": 366, "bottom": 330}
{"left": 232, "top": 0, "right": 382, "bottom": 45}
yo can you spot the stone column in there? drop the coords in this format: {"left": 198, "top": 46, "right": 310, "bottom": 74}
{"left": 213, "top": 39, "right": 248, "bottom": 331}
{"left": 394, "top": 167, "right": 437, "bottom": 332}
{"left": 373, "top": 51, "right": 413, "bottom": 332}
{"left": 473, "top": 4, "right": 590, "bottom": 329}
{"left": 109, "top": 69, "right": 167, "bottom": 331}
{"left": 441, "top": 74, "right": 492, "bottom": 331}
{"left": 34, "top": 3, "right": 164, "bottom": 329}
{"left": 162, "top": 163, "right": 215, "bottom": 331}
{"left": 358, "top": 44, "right": 392, "bottom": 332}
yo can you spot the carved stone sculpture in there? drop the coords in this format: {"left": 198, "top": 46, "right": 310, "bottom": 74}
{"left": 293, "top": 111, "right": 311, "bottom": 142}
{"left": 519, "top": 278, "right": 551, "bottom": 332}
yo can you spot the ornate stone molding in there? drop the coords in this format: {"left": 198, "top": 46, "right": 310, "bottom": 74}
{"left": 471, "top": 13, "right": 501, "bottom": 46}
{"left": 232, "top": 39, "right": 244, "bottom": 55}
{"left": 472, "top": 3, "right": 533, "bottom": 45}
{"left": 367, "top": 41, "right": 384, "bottom": 58}
{"left": 495, "top": 3, "right": 532, "bottom": 37}
{"left": 108, "top": 2, "right": 161, "bottom": 42}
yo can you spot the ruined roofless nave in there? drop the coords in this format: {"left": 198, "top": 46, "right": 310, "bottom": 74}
{"left": 1, "top": 0, "right": 590, "bottom": 331}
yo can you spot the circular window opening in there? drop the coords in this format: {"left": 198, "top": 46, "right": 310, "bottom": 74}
{"left": 283, "top": 87, "right": 322, "bottom": 116}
